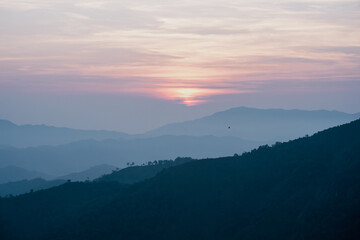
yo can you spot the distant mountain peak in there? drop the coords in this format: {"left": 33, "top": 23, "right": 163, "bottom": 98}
{"left": 146, "top": 107, "right": 359, "bottom": 141}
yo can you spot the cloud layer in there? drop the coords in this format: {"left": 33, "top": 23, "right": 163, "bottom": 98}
{"left": 1, "top": 0, "right": 359, "bottom": 104}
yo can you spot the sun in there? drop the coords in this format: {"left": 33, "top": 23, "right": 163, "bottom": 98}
{"left": 155, "top": 87, "right": 236, "bottom": 106}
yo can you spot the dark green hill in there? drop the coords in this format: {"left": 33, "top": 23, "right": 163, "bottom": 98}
{"left": 1, "top": 119, "right": 360, "bottom": 240}
{"left": 97, "top": 157, "right": 193, "bottom": 184}
{"left": 0, "top": 181, "right": 127, "bottom": 240}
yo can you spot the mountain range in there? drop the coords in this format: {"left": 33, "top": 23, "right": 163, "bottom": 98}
{"left": 0, "top": 178, "right": 66, "bottom": 197}
{"left": 0, "top": 118, "right": 359, "bottom": 240}
{"left": 0, "top": 164, "right": 118, "bottom": 197}
{"left": 0, "top": 166, "right": 52, "bottom": 184}
{"left": 0, "top": 135, "right": 257, "bottom": 176}
{"left": 56, "top": 164, "right": 117, "bottom": 182}
{"left": 2, "top": 107, "right": 359, "bottom": 148}
{"left": 0, "top": 119, "right": 128, "bottom": 148}
{"left": 146, "top": 107, "right": 360, "bottom": 141}
{"left": 0, "top": 107, "right": 358, "bottom": 177}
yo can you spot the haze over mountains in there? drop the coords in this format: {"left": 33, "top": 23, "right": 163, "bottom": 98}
{"left": 0, "top": 166, "right": 52, "bottom": 184}
{"left": 2, "top": 0, "right": 359, "bottom": 237}
{"left": 0, "top": 159, "right": 193, "bottom": 197}
{"left": 146, "top": 107, "right": 360, "bottom": 141}
{"left": 1, "top": 118, "right": 359, "bottom": 240}
{"left": 0, "top": 136, "right": 257, "bottom": 176}
{"left": 0, "top": 119, "right": 128, "bottom": 148}
{"left": 0, "top": 178, "right": 66, "bottom": 197}
{"left": 0, "top": 164, "right": 118, "bottom": 197}
{"left": 0, "top": 107, "right": 358, "bottom": 176}
{"left": 2, "top": 107, "right": 359, "bottom": 148}
{"left": 56, "top": 164, "right": 117, "bottom": 182}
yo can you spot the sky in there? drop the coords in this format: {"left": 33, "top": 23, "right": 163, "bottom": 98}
{"left": 0, "top": 0, "right": 359, "bottom": 133}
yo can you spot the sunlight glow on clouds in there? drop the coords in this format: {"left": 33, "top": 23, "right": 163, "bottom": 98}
{"left": 155, "top": 88, "right": 243, "bottom": 106}
{"left": 0, "top": 0, "right": 359, "bottom": 105}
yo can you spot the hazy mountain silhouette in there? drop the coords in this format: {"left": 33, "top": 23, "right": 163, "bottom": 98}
{"left": 0, "top": 159, "right": 194, "bottom": 197}
{"left": 0, "top": 165, "right": 117, "bottom": 197}
{"left": 0, "top": 136, "right": 259, "bottom": 176}
{"left": 1, "top": 119, "right": 359, "bottom": 240}
{"left": 0, "top": 166, "right": 52, "bottom": 184}
{"left": 57, "top": 164, "right": 118, "bottom": 182}
{"left": 2, "top": 107, "right": 358, "bottom": 149}
{"left": 146, "top": 107, "right": 360, "bottom": 142}
{"left": 1, "top": 107, "right": 357, "bottom": 176}
{"left": 0, "top": 119, "right": 128, "bottom": 148}
{"left": 0, "top": 178, "right": 66, "bottom": 197}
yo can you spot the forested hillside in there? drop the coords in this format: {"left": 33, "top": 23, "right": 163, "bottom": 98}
{"left": 97, "top": 157, "right": 193, "bottom": 184}
{"left": 1, "top": 119, "right": 359, "bottom": 240}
